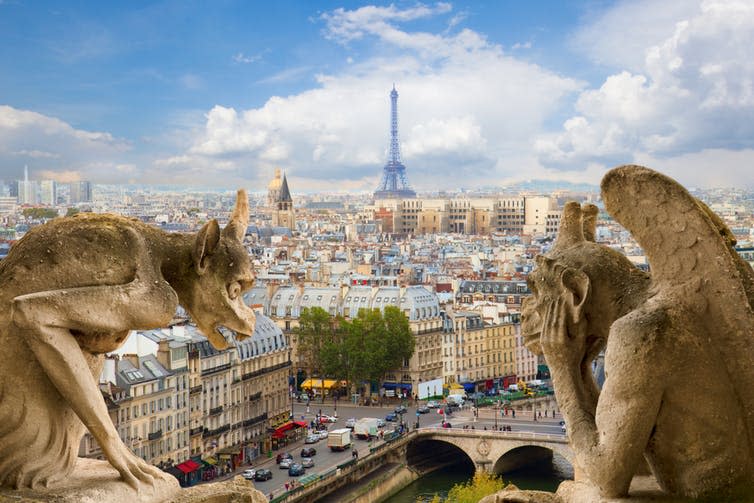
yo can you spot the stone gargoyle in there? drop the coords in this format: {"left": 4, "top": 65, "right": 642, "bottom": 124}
{"left": 522, "top": 165, "right": 754, "bottom": 500}
{"left": 0, "top": 190, "right": 256, "bottom": 497}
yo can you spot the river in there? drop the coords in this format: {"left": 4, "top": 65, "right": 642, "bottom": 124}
{"left": 383, "top": 455, "right": 573, "bottom": 502}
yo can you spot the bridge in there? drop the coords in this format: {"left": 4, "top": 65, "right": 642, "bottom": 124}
{"left": 277, "top": 427, "right": 573, "bottom": 503}
{"left": 408, "top": 427, "right": 572, "bottom": 474}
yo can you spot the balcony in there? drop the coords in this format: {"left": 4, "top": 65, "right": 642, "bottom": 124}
{"left": 242, "top": 412, "right": 268, "bottom": 427}
{"left": 209, "top": 405, "right": 224, "bottom": 416}
{"left": 241, "top": 361, "right": 291, "bottom": 381}
{"left": 201, "top": 362, "right": 231, "bottom": 377}
{"left": 148, "top": 429, "right": 163, "bottom": 441}
{"left": 189, "top": 384, "right": 203, "bottom": 395}
{"left": 189, "top": 426, "right": 204, "bottom": 437}
{"left": 202, "top": 424, "right": 230, "bottom": 438}
{"left": 249, "top": 391, "right": 262, "bottom": 401}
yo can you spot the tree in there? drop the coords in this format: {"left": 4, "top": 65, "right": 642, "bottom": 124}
{"left": 296, "top": 307, "right": 332, "bottom": 393}
{"left": 443, "top": 472, "right": 507, "bottom": 503}
{"left": 65, "top": 207, "right": 80, "bottom": 217}
{"left": 22, "top": 207, "right": 58, "bottom": 220}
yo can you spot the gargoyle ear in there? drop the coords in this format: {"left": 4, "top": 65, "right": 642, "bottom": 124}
{"left": 222, "top": 189, "right": 249, "bottom": 242}
{"left": 561, "top": 267, "right": 590, "bottom": 321}
{"left": 194, "top": 219, "right": 220, "bottom": 275}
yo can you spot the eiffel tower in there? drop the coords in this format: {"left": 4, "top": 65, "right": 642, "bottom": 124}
{"left": 374, "top": 85, "right": 416, "bottom": 199}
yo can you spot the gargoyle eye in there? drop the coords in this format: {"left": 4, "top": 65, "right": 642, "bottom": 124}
{"left": 228, "top": 281, "right": 242, "bottom": 300}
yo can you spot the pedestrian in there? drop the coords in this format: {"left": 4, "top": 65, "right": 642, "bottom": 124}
{"left": 512, "top": 409, "right": 515, "bottom": 418}
{"left": 544, "top": 410, "right": 548, "bottom": 418}
{"left": 285, "top": 482, "right": 289, "bottom": 491}
{"left": 538, "top": 411, "right": 542, "bottom": 419}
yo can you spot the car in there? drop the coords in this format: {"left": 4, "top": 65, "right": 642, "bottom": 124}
{"left": 394, "top": 405, "right": 408, "bottom": 414}
{"left": 319, "top": 415, "right": 337, "bottom": 423}
{"left": 426, "top": 400, "right": 439, "bottom": 409}
{"left": 301, "top": 457, "right": 314, "bottom": 468}
{"left": 254, "top": 469, "right": 272, "bottom": 481}
{"left": 300, "top": 446, "right": 317, "bottom": 457}
{"left": 345, "top": 418, "right": 356, "bottom": 429}
{"left": 288, "top": 463, "right": 306, "bottom": 476}
{"left": 417, "top": 406, "right": 430, "bottom": 414}
{"left": 376, "top": 418, "right": 386, "bottom": 428}
{"left": 305, "top": 434, "right": 320, "bottom": 444}
{"left": 241, "top": 469, "right": 256, "bottom": 480}
{"left": 279, "top": 458, "right": 292, "bottom": 469}
{"left": 441, "top": 421, "right": 452, "bottom": 428}
{"left": 276, "top": 452, "right": 293, "bottom": 464}
{"left": 318, "top": 430, "right": 329, "bottom": 439}
{"left": 385, "top": 412, "right": 398, "bottom": 422}
{"left": 560, "top": 420, "right": 567, "bottom": 433}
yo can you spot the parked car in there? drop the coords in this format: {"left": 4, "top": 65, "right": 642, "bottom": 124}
{"left": 319, "top": 415, "right": 337, "bottom": 423}
{"left": 318, "top": 430, "right": 329, "bottom": 439}
{"left": 426, "top": 400, "right": 440, "bottom": 408}
{"left": 394, "top": 405, "right": 408, "bottom": 414}
{"left": 376, "top": 418, "right": 386, "bottom": 428}
{"left": 254, "top": 469, "right": 272, "bottom": 481}
{"left": 288, "top": 463, "right": 306, "bottom": 476}
{"left": 385, "top": 412, "right": 398, "bottom": 422}
{"left": 301, "top": 446, "right": 317, "bottom": 457}
{"left": 305, "top": 434, "right": 320, "bottom": 444}
{"left": 276, "top": 452, "right": 293, "bottom": 464}
{"left": 441, "top": 422, "right": 452, "bottom": 428}
{"left": 417, "top": 406, "right": 430, "bottom": 414}
{"left": 279, "top": 458, "right": 292, "bottom": 469}
{"left": 345, "top": 417, "right": 357, "bottom": 429}
{"left": 242, "top": 469, "right": 256, "bottom": 480}
{"left": 301, "top": 457, "right": 315, "bottom": 468}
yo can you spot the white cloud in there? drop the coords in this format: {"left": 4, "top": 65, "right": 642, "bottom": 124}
{"left": 0, "top": 105, "right": 132, "bottom": 182}
{"left": 172, "top": 4, "right": 581, "bottom": 191}
{"left": 538, "top": 0, "right": 754, "bottom": 175}
{"left": 233, "top": 51, "right": 263, "bottom": 64}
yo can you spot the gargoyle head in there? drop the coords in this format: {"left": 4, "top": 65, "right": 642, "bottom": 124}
{"left": 185, "top": 189, "right": 256, "bottom": 349}
{"left": 521, "top": 202, "right": 645, "bottom": 359}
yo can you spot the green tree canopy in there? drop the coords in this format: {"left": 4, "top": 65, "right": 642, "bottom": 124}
{"left": 295, "top": 306, "right": 415, "bottom": 393}
{"left": 22, "top": 207, "right": 58, "bottom": 219}
{"left": 440, "top": 472, "right": 507, "bottom": 503}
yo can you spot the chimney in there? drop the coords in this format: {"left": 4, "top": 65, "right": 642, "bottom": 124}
{"left": 157, "top": 340, "right": 171, "bottom": 370}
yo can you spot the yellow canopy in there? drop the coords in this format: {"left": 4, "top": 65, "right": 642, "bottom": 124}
{"left": 300, "top": 378, "right": 338, "bottom": 390}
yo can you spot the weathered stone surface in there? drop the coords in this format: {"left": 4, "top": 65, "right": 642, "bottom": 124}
{"left": 521, "top": 165, "right": 754, "bottom": 500}
{"left": 0, "top": 190, "right": 256, "bottom": 500}
{"left": 167, "top": 476, "right": 268, "bottom": 503}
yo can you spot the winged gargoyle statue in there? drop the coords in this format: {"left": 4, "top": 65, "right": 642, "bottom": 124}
{"left": 522, "top": 165, "right": 754, "bottom": 500}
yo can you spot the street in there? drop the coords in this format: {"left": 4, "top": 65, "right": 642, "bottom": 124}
{"left": 224, "top": 399, "right": 565, "bottom": 499}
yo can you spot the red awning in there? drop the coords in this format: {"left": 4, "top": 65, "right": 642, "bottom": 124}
{"left": 293, "top": 421, "right": 308, "bottom": 428}
{"left": 272, "top": 431, "right": 286, "bottom": 439}
{"left": 176, "top": 460, "right": 201, "bottom": 474}
{"left": 273, "top": 421, "right": 296, "bottom": 434}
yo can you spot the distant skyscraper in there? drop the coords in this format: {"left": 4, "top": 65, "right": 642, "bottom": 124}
{"left": 17, "top": 165, "right": 39, "bottom": 205}
{"left": 374, "top": 85, "right": 416, "bottom": 199}
{"left": 69, "top": 181, "right": 93, "bottom": 204}
{"left": 39, "top": 180, "right": 57, "bottom": 206}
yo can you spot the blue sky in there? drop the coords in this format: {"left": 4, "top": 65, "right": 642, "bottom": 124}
{"left": 1, "top": 1, "right": 753, "bottom": 191}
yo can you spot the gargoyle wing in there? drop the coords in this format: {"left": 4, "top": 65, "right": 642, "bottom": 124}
{"left": 601, "top": 164, "right": 754, "bottom": 447}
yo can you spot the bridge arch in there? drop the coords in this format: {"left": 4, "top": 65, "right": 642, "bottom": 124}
{"left": 406, "top": 438, "right": 475, "bottom": 475}
{"left": 410, "top": 428, "right": 573, "bottom": 476}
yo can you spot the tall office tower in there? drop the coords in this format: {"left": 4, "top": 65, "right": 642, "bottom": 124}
{"left": 18, "top": 165, "right": 39, "bottom": 205}
{"left": 374, "top": 85, "right": 416, "bottom": 199}
{"left": 69, "top": 181, "right": 93, "bottom": 203}
{"left": 39, "top": 180, "right": 57, "bottom": 206}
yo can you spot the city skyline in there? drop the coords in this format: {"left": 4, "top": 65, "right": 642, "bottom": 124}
{"left": 1, "top": 1, "right": 753, "bottom": 192}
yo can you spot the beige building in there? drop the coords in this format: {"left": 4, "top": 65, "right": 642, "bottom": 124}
{"left": 443, "top": 311, "right": 517, "bottom": 391}
{"left": 370, "top": 195, "right": 559, "bottom": 236}
{"left": 81, "top": 313, "right": 290, "bottom": 477}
